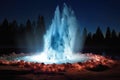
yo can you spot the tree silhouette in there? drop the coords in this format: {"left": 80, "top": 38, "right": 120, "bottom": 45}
{"left": 82, "top": 28, "right": 87, "bottom": 46}
{"left": 36, "top": 16, "right": 46, "bottom": 35}
{"left": 32, "top": 21, "right": 36, "bottom": 34}
{"left": 35, "top": 16, "right": 46, "bottom": 51}
{"left": 111, "top": 29, "right": 117, "bottom": 39}
{"left": 0, "top": 19, "right": 10, "bottom": 46}
{"left": 119, "top": 32, "right": 120, "bottom": 39}
{"left": 25, "top": 19, "right": 35, "bottom": 49}
{"left": 92, "top": 27, "right": 104, "bottom": 44}
{"left": 26, "top": 19, "right": 32, "bottom": 33}
{"left": 86, "top": 32, "right": 92, "bottom": 46}
{"left": 111, "top": 30, "right": 119, "bottom": 48}
{"left": 8, "top": 20, "right": 18, "bottom": 46}
{"left": 82, "top": 27, "right": 87, "bottom": 40}
{"left": 96, "top": 27, "right": 104, "bottom": 39}
{"left": 2, "top": 18, "right": 9, "bottom": 29}
{"left": 104, "top": 27, "right": 112, "bottom": 48}
{"left": 105, "top": 27, "right": 111, "bottom": 39}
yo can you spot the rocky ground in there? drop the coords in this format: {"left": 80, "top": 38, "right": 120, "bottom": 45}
{"left": 0, "top": 53, "right": 120, "bottom": 80}
{"left": 0, "top": 61, "right": 119, "bottom": 80}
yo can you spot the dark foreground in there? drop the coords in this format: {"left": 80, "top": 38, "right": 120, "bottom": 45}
{"left": 0, "top": 62, "right": 120, "bottom": 80}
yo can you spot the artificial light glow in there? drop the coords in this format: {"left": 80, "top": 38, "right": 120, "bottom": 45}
{"left": 16, "top": 52, "right": 89, "bottom": 64}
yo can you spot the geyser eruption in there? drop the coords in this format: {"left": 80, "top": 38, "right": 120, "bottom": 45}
{"left": 17, "top": 3, "right": 88, "bottom": 64}
{"left": 44, "top": 3, "right": 82, "bottom": 58}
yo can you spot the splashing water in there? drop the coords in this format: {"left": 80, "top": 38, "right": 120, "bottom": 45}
{"left": 17, "top": 3, "right": 88, "bottom": 64}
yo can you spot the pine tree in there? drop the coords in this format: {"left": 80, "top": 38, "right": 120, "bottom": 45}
{"left": 105, "top": 27, "right": 111, "bottom": 39}
{"left": 96, "top": 27, "right": 104, "bottom": 40}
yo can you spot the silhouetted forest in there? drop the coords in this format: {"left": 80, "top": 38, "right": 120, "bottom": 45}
{"left": 0, "top": 16, "right": 46, "bottom": 53}
{"left": 0, "top": 16, "right": 120, "bottom": 57}
{"left": 82, "top": 27, "right": 120, "bottom": 57}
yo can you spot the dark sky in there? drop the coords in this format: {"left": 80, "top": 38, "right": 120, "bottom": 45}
{"left": 0, "top": 0, "right": 120, "bottom": 33}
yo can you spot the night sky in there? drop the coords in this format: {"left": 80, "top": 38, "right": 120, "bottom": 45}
{"left": 0, "top": 0, "right": 120, "bottom": 33}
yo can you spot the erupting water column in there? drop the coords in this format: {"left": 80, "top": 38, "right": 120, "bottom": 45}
{"left": 20, "top": 3, "right": 88, "bottom": 64}
{"left": 44, "top": 3, "right": 81, "bottom": 59}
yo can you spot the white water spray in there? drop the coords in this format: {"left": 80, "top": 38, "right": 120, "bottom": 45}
{"left": 17, "top": 3, "right": 88, "bottom": 64}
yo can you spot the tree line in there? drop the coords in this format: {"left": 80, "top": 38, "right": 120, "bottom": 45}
{"left": 0, "top": 16, "right": 46, "bottom": 53}
{"left": 0, "top": 16, "right": 120, "bottom": 55}
{"left": 82, "top": 27, "right": 120, "bottom": 56}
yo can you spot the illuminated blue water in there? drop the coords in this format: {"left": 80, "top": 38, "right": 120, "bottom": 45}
{"left": 44, "top": 3, "right": 82, "bottom": 58}
{"left": 16, "top": 3, "right": 88, "bottom": 64}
